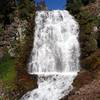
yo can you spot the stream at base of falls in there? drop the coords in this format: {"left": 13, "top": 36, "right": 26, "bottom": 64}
{"left": 21, "top": 10, "right": 80, "bottom": 100}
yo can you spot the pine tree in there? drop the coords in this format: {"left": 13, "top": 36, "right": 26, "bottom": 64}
{"left": 67, "top": 0, "right": 82, "bottom": 15}
{"left": 66, "top": 0, "right": 96, "bottom": 14}
{"left": 36, "top": 0, "right": 47, "bottom": 10}
{"left": 18, "top": 0, "right": 35, "bottom": 19}
{"left": 0, "top": 0, "right": 16, "bottom": 25}
{"left": 82, "top": 0, "right": 96, "bottom": 5}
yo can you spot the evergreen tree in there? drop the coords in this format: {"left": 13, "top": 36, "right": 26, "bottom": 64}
{"left": 66, "top": 0, "right": 98, "bottom": 58}
{"left": 36, "top": 0, "right": 47, "bottom": 10}
{"left": 82, "top": 0, "right": 96, "bottom": 5}
{"left": 0, "top": 0, "right": 16, "bottom": 25}
{"left": 66, "top": 0, "right": 96, "bottom": 15}
{"left": 67, "top": 0, "right": 82, "bottom": 15}
{"left": 18, "top": 0, "right": 35, "bottom": 19}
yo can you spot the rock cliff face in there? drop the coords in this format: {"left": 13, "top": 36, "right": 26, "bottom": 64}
{"left": 0, "top": 16, "right": 37, "bottom": 99}
{"left": 79, "top": 0, "right": 100, "bottom": 59}
{"left": 0, "top": 17, "right": 27, "bottom": 58}
{"left": 0, "top": 0, "right": 36, "bottom": 99}
{"left": 68, "top": 78, "right": 100, "bottom": 100}
{"left": 66, "top": 0, "right": 100, "bottom": 99}
{"left": 0, "top": 0, "right": 100, "bottom": 99}
{"left": 78, "top": 0, "right": 100, "bottom": 72}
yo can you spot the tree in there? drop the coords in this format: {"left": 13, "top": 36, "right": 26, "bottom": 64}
{"left": 18, "top": 0, "right": 35, "bottom": 19}
{"left": 82, "top": 0, "right": 96, "bottom": 5}
{"left": 0, "top": 0, "right": 16, "bottom": 25}
{"left": 66, "top": 0, "right": 98, "bottom": 58}
{"left": 16, "top": 0, "right": 36, "bottom": 96}
{"left": 66, "top": 0, "right": 96, "bottom": 15}
{"left": 67, "top": 0, "right": 82, "bottom": 15}
{"left": 36, "top": 0, "right": 47, "bottom": 10}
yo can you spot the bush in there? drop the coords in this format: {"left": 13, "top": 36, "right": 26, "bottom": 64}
{"left": 67, "top": 0, "right": 82, "bottom": 15}
{"left": 0, "top": 54, "right": 16, "bottom": 91}
{"left": 18, "top": 0, "right": 35, "bottom": 19}
{"left": 82, "top": 0, "right": 96, "bottom": 6}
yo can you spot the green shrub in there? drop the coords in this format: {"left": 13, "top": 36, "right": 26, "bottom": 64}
{"left": 67, "top": 0, "right": 82, "bottom": 15}
{"left": 0, "top": 54, "right": 16, "bottom": 90}
{"left": 18, "top": 0, "right": 35, "bottom": 19}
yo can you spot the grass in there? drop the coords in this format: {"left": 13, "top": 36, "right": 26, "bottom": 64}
{"left": 0, "top": 54, "right": 16, "bottom": 91}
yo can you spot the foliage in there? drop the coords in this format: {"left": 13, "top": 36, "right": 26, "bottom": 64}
{"left": 77, "top": 10, "right": 97, "bottom": 32}
{"left": 0, "top": 0, "right": 36, "bottom": 98}
{"left": 0, "top": 54, "right": 16, "bottom": 90}
{"left": 15, "top": 17, "right": 38, "bottom": 98}
{"left": 15, "top": 1, "right": 37, "bottom": 96}
{"left": 66, "top": 0, "right": 99, "bottom": 59}
{"left": 67, "top": 0, "right": 96, "bottom": 15}
{"left": 96, "top": 17, "right": 100, "bottom": 27}
{"left": 17, "top": 0, "right": 35, "bottom": 19}
{"left": 81, "top": 49, "right": 100, "bottom": 71}
{"left": 82, "top": 0, "right": 96, "bottom": 6}
{"left": 67, "top": 0, "right": 82, "bottom": 15}
{"left": 0, "top": 0, "right": 16, "bottom": 25}
{"left": 36, "top": 0, "right": 47, "bottom": 10}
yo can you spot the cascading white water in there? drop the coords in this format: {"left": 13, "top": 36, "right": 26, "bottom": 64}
{"left": 21, "top": 10, "right": 80, "bottom": 100}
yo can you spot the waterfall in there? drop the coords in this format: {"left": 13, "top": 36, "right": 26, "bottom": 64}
{"left": 21, "top": 10, "right": 80, "bottom": 100}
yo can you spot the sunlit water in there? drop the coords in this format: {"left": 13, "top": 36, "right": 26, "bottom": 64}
{"left": 21, "top": 10, "right": 80, "bottom": 100}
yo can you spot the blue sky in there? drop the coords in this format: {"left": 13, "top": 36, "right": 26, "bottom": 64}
{"left": 35, "top": 0, "right": 67, "bottom": 10}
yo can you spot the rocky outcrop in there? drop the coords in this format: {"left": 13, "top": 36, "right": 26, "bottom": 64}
{"left": 0, "top": 17, "right": 28, "bottom": 57}
{"left": 67, "top": 48, "right": 100, "bottom": 100}
{"left": 66, "top": 1, "right": 100, "bottom": 100}
{"left": 0, "top": 0, "right": 36, "bottom": 99}
{"left": 0, "top": 16, "right": 37, "bottom": 99}
{"left": 75, "top": 0, "right": 100, "bottom": 59}
{"left": 65, "top": 50, "right": 100, "bottom": 99}
{"left": 68, "top": 78, "right": 100, "bottom": 100}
